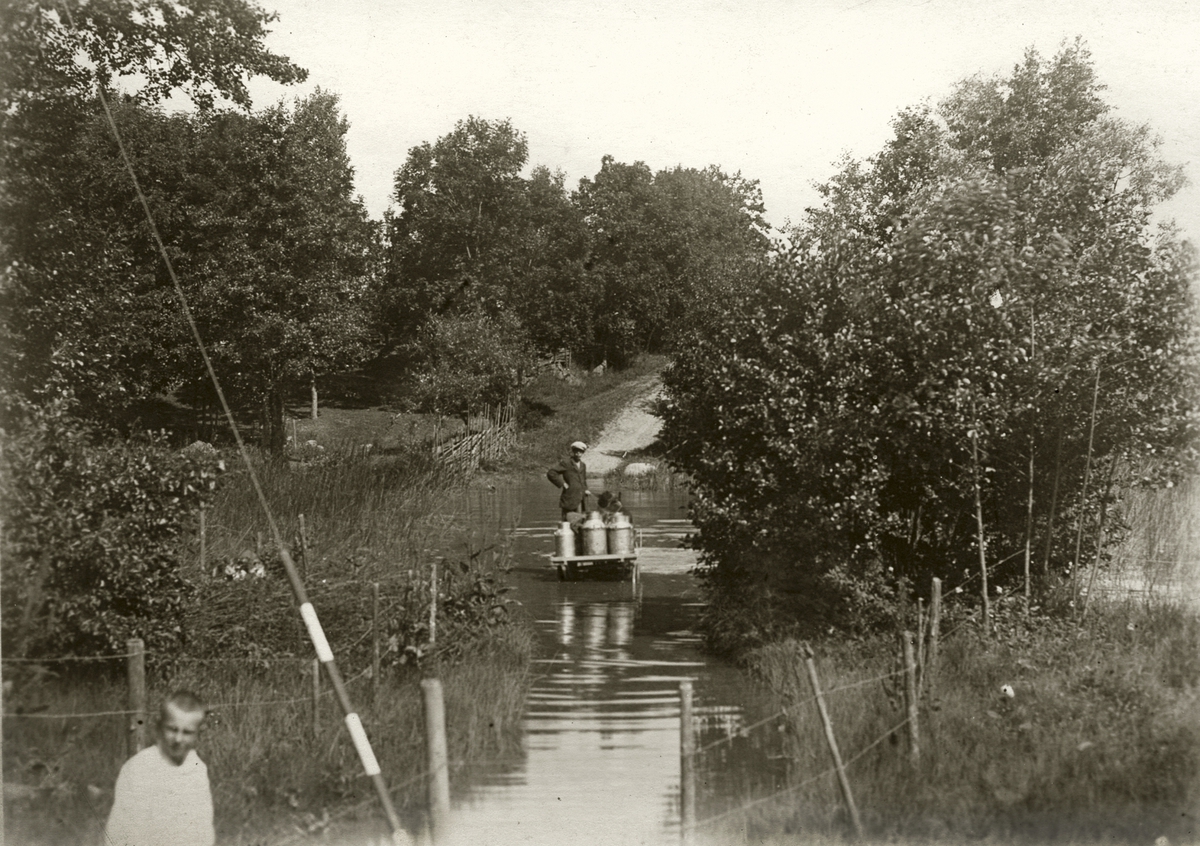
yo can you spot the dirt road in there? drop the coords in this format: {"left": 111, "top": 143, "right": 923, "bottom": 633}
{"left": 585, "top": 375, "right": 663, "bottom": 476}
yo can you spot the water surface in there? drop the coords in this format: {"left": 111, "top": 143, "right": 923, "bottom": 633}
{"left": 444, "top": 479, "right": 787, "bottom": 845}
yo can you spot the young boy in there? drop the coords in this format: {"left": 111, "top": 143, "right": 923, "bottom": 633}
{"left": 104, "top": 690, "right": 215, "bottom": 846}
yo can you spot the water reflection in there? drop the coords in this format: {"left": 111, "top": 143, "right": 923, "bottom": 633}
{"left": 442, "top": 480, "right": 786, "bottom": 846}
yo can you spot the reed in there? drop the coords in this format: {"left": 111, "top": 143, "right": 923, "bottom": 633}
{"left": 5, "top": 436, "right": 535, "bottom": 844}
{"left": 1104, "top": 476, "right": 1200, "bottom": 599}
{"left": 602, "top": 460, "right": 687, "bottom": 492}
{"left": 722, "top": 595, "right": 1200, "bottom": 844}
{"left": 3, "top": 636, "right": 533, "bottom": 845}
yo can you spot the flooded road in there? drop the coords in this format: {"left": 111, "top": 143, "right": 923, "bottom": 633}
{"left": 445, "top": 479, "right": 788, "bottom": 846}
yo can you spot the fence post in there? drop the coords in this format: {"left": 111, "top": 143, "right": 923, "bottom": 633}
{"left": 311, "top": 658, "right": 321, "bottom": 736}
{"left": 126, "top": 638, "right": 146, "bottom": 757}
{"left": 255, "top": 530, "right": 263, "bottom": 560}
{"left": 372, "top": 582, "right": 381, "bottom": 704}
{"left": 679, "top": 679, "right": 696, "bottom": 845}
{"left": 801, "top": 642, "right": 863, "bottom": 838}
{"left": 902, "top": 631, "right": 920, "bottom": 765}
{"left": 298, "top": 514, "right": 309, "bottom": 583}
{"left": 198, "top": 506, "right": 207, "bottom": 574}
{"left": 421, "top": 679, "right": 451, "bottom": 844}
{"left": 925, "top": 578, "right": 942, "bottom": 696}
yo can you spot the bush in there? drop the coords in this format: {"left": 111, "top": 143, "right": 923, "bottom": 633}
{"left": 1, "top": 393, "right": 222, "bottom": 660}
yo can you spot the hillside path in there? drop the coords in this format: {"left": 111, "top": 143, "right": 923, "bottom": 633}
{"left": 586, "top": 376, "right": 663, "bottom": 477}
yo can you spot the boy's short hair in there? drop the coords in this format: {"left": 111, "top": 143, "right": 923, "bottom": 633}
{"left": 160, "top": 690, "right": 207, "bottom": 723}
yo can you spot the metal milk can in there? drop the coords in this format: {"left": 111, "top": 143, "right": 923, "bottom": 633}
{"left": 554, "top": 521, "right": 576, "bottom": 558}
{"left": 581, "top": 511, "right": 607, "bottom": 555}
{"left": 607, "top": 512, "right": 634, "bottom": 556}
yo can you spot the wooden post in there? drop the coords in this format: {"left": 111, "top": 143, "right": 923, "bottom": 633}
{"left": 255, "top": 530, "right": 263, "bottom": 560}
{"left": 801, "top": 643, "right": 863, "bottom": 838}
{"left": 311, "top": 658, "right": 321, "bottom": 736}
{"left": 198, "top": 506, "right": 207, "bottom": 574}
{"left": 421, "top": 679, "right": 451, "bottom": 844}
{"left": 429, "top": 561, "right": 438, "bottom": 648}
{"left": 298, "top": 514, "right": 308, "bottom": 583}
{"left": 925, "top": 578, "right": 942, "bottom": 695}
{"left": 902, "top": 631, "right": 920, "bottom": 764}
{"left": 679, "top": 680, "right": 696, "bottom": 845}
{"left": 126, "top": 638, "right": 146, "bottom": 757}
{"left": 372, "top": 583, "right": 381, "bottom": 704}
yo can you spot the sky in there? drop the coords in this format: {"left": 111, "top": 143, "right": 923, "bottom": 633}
{"left": 243, "top": 0, "right": 1200, "bottom": 241}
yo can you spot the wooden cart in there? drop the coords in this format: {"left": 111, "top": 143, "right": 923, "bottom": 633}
{"left": 550, "top": 550, "right": 639, "bottom": 582}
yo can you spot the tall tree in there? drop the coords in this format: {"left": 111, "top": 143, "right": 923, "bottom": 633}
{"left": 662, "top": 41, "right": 1198, "bottom": 635}
{"left": 383, "top": 116, "right": 531, "bottom": 341}
{"left": 575, "top": 157, "right": 771, "bottom": 365}
{"left": 0, "top": 0, "right": 307, "bottom": 415}
{"left": 173, "top": 91, "right": 379, "bottom": 453}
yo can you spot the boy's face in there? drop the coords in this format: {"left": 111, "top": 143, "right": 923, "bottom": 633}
{"left": 158, "top": 702, "right": 204, "bottom": 765}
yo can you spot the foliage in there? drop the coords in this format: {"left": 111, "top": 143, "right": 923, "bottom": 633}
{"left": 403, "top": 310, "right": 533, "bottom": 421}
{"left": 0, "top": 391, "right": 223, "bottom": 659}
{"left": 382, "top": 117, "right": 592, "bottom": 364}
{"left": 169, "top": 90, "right": 381, "bottom": 453}
{"left": 0, "top": 0, "right": 305, "bottom": 113}
{"left": 574, "top": 157, "right": 772, "bottom": 366}
{"left": 1, "top": 90, "right": 378, "bottom": 452}
{"left": 661, "top": 41, "right": 1200, "bottom": 635}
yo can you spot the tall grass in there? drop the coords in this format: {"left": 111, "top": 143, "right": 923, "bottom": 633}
{"left": 719, "top": 597, "right": 1200, "bottom": 845}
{"left": 602, "top": 461, "right": 687, "bottom": 492}
{"left": 695, "top": 478, "right": 1200, "bottom": 844}
{"left": 5, "top": 444, "right": 535, "bottom": 845}
{"left": 4, "top": 632, "right": 532, "bottom": 845}
{"left": 1105, "top": 476, "right": 1200, "bottom": 599}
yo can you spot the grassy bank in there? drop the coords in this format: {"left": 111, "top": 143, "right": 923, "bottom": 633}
{"left": 5, "top": 634, "right": 531, "bottom": 845}
{"left": 506, "top": 354, "right": 668, "bottom": 472}
{"left": 718, "top": 597, "right": 1200, "bottom": 845}
{"left": 5, "top": 442, "right": 530, "bottom": 844}
{"left": 695, "top": 478, "right": 1200, "bottom": 845}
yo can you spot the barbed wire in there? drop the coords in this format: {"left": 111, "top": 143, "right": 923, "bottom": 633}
{"left": 691, "top": 662, "right": 909, "bottom": 758}
{"left": 2, "top": 652, "right": 139, "bottom": 664}
{"left": 6, "top": 666, "right": 374, "bottom": 720}
{"left": 693, "top": 713, "right": 914, "bottom": 832}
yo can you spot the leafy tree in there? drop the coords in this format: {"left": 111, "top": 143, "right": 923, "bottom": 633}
{"left": 661, "top": 41, "right": 1199, "bottom": 638}
{"left": 404, "top": 309, "right": 533, "bottom": 422}
{"left": 383, "top": 116, "right": 532, "bottom": 341}
{"left": 0, "top": 0, "right": 308, "bottom": 419}
{"left": 172, "top": 91, "right": 380, "bottom": 454}
{"left": 0, "top": 391, "right": 223, "bottom": 659}
{"left": 575, "top": 157, "right": 771, "bottom": 365}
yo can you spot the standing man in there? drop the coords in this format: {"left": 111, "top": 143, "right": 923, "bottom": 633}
{"left": 105, "top": 690, "right": 215, "bottom": 846}
{"left": 547, "top": 440, "right": 592, "bottom": 520}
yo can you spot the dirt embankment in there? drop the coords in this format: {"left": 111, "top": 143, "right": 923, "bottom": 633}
{"left": 583, "top": 376, "right": 663, "bottom": 476}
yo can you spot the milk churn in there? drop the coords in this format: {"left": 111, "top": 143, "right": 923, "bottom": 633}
{"left": 554, "top": 521, "right": 576, "bottom": 558}
{"left": 581, "top": 511, "right": 607, "bottom": 555}
{"left": 607, "top": 512, "right": 634, "bottom": 556}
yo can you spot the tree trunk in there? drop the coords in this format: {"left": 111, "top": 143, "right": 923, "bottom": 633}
{"left": 1024, "top": 444, "right": 1034, "bottom": 607}
{"left": 1071, "top": 366, "right": 1102, "bottom": 601}
{"left": 263, "top": 386, "right": 287, "bottom": 457}
{"left": 1041, "top": 429, "right": 1064, "bottom": 580}
{"left": 970, "top": 423, "right": 990, "bottom": 636}
{"left": 310, "top": 373, "right": 319, "bottom": 420}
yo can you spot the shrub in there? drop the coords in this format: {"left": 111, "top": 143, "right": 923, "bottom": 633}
{"left": 1, "top": 392, "right": 222, "bottom": 660}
